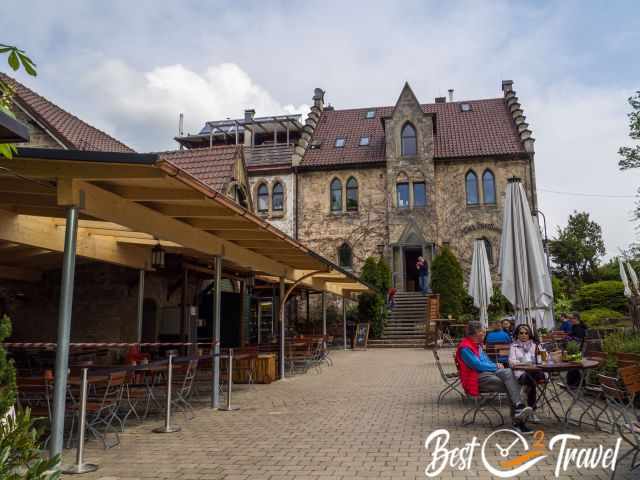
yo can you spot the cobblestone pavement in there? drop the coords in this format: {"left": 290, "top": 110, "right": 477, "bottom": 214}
{"left": 64, "top": 349, "right": 634, "bottom": 479}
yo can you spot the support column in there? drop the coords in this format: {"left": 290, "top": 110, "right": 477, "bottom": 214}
{"left": 343, "top": 297, "right": 348, "bottom": 351}
{"left": 212, "top": 255, "right": 222, "bottom": 409}
{"left": 279, "top": 277, "right": 285, "bottom": 380}
{"left": 50, "top": 206, "right": 79, "bottom": 458}
{"left": 321, "top": 292, "right": 327, "bottom": 337}
{"left": 136, "top": 269, "right": 145, "bottom": 342}
{"left": 399, "top": 246, "right": 405, "bottom": 292}
{"left": 306, "top": 290, "right": 310, "bottom": 322}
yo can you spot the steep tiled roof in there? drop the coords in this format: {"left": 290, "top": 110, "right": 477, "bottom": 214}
{"left": 1, "top": 73, "right": 134, "bottom": 153}
{"left": 300, "top": 98, "right": 526, "bottom": 168}
{"left": 159, "top": 146, "right": 240, "bottom": 193}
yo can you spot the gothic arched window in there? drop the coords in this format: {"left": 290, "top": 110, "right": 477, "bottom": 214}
{"left": 401, "top": 122, "right": 417, "bottom": 156}
{"left": 338, "top": 243, "right": 353, "bottom": 269}
{"left": 466, "top": 171, "right": 479, "bottom": 205}
{"left": 330, "top": 178, "right": 342, "bottom": 212}
{"left": 346, "top": 177, "right": 358, "bottom": 211}
{"left": 272, "top": 182, "right": 284, "bottom": 211}
{"left": 482, "top": 170, "right": 496, "bottom": 205}
{"left": 257, "top": 183, "right": 269, "bottom": 212}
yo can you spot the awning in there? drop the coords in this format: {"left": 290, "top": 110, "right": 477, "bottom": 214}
{"left": 0, "top": 147, "right": 371, "bottom": 298}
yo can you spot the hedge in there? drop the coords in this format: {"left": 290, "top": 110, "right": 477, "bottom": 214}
{"left": 573, "top": 280, "right": 627, "bottom": 313}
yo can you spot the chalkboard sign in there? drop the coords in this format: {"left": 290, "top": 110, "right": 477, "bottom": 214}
{"left": 353, "top": 323, "right": 370, "bottom": 349}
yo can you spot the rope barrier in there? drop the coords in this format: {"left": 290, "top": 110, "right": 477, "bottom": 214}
{"left": 2, "top": 341, "right": 221, "bottom": 349}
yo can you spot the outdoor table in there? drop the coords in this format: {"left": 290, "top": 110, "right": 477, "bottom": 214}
{"left": 512, "top": 359, "right": 600, "bottom": 426}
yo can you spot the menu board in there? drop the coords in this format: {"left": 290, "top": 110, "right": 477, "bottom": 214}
{"left": 353, "top": 323, "right": 370, "bottom": 350}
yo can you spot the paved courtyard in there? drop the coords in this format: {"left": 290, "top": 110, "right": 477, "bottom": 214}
{"left": 64, "top": 349, "right": 634, "bottom": 479}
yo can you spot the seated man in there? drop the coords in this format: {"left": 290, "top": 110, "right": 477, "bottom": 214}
{"left": 485, "top": 320, "right": 512, "bottom": 365}
{"left": 559, "top": 313, "right": 573, "bottom": 334}
{"left": 456, "top": 323, "right": 533, "bottom": 434}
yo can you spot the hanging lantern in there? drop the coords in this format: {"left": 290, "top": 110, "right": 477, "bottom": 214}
{"left": 151, "top": 243, "right": 166, "bottom": 269}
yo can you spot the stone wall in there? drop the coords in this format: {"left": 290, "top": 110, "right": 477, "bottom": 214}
{"left": 297, "top": 167, "right": 387, "bottom": 274}
{"left": 434, "top": 156, "right": 533, "bottom": 277}
{"left": 248, "top": 172, "right": 295, "bottom": 237}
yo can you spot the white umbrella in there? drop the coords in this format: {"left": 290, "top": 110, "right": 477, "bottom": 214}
{"left": 469, "top": 239, "right": 493, "bottom": 328}
{"left": 499, "top": 178, "right": 553, "bottom": 330}
{"left": 619, "top": 257, "right": 632, "bottom": 298}
{"left": 626, "top": 261, "right": 639, "bottom": 296}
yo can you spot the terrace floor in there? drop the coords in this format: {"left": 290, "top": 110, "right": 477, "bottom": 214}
{"left": 63, "top": 349, "right": 634, "bottom": 479}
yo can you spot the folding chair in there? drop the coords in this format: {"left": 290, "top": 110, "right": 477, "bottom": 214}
{"left": 598, "top": 374, "right": 640, "bottom": 479}
{"left": 168, "top": 359, "right": 198, "bottom": 419}
{"left": 433, "top": 349, "right": 463, "bottom": 405}
{"left": 454, "top": 356, "right": 506, "bottom": 427}
{"left": 83, "top": 371, "right": 126, "bottom": 449}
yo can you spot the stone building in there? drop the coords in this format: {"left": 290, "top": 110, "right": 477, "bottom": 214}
{"left": 179, "top": 80, "right": 537, "bottom": 292}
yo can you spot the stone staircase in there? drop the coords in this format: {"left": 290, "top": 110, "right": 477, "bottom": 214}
{"left": 368, "top": 292, "right": 427, "bottom": 348}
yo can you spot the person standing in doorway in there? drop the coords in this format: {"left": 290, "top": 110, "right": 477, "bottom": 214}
{"left": 416, "top": 256, "right": 428, "bottom": 295}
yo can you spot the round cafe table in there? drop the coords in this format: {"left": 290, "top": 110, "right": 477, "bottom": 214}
{"left": 511, "top": 359, "right": 601, "bottom": 426}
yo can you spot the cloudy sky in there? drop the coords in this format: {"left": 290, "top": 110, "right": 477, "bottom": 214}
{"left": 3, "top": 1, "right": 640, "bottom": 257}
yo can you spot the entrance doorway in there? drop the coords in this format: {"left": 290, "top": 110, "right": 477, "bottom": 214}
{"left": 404, "top": 247, "right": 422, "bottom": 292}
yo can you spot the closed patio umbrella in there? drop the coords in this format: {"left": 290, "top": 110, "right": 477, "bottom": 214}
{"left": 468, "top": 239, "right": 493, "bottom": 328}
{"left": 499, "top": 177, "right": 553, "bottom": 330}
{"left": 619, "top": 257, "right": 633, "bottom": 298}
{"left": 626, "top": 261, "right": 639, "bottom": 295}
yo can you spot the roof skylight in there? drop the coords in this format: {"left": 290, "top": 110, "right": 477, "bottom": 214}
{"left": 365, "top": 110, "right": 376, "bottom": 119}
{"left": 359, "top": 136, "right": 370, "bottom": 146}
{"left": 335, "top": 137, "right": 346, "bottom": 148}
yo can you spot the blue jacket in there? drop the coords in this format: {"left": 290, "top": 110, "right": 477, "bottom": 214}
{"left": 460, "top": 346, "right": 498, "bottom": 373}
{"left": 486, "top": 330, "right": 512, "bottom": 345}
{"left": 560, "top": 320, "right": 573, "bottom": 334}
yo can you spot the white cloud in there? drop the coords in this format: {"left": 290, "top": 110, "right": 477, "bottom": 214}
{"left": 80, "top": 60, "right": 309, "bottom": 151}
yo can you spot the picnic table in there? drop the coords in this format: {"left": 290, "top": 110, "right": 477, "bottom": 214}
{"left": 512, "top": 359, "right": 601, "bottom": 425}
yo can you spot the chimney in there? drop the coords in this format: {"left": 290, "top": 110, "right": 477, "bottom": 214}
{"left": 313, "top": 88, "right": 325, "bottom": 110}
{"left": 448, "top": 89, "right": 454, "bottom": 102}
{"left": 178, "top": 113, "right": 184, "bottom": 136}
{"left": 435, "top": 97, "right": 446, "bottom": 104}
{"left": 244, "top": 109, "right": 256, "bottom": 122}
{"left": 502, "top": 80, "right": 514, "bottom": 94}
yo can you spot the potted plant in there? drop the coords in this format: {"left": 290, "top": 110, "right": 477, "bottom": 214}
{"left": 565, "top": 340, "right": 582, "bottom": 362}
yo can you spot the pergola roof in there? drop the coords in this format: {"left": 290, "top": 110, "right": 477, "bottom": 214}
{"left": 0, "top": 147, "right": 370, "bottom": 298}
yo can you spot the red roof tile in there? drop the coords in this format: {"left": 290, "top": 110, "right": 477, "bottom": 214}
{"left": 159, "top": 146, "right": 241, "bottom": 193}
{"left": 301, "top": 98, "right": 525, "bottom": 168}
{"left": 1, "top": 73, "right": 134, "bottom": 153}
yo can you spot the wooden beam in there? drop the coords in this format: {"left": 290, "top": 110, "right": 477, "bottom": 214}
{"left": 0, "top": 246, "right": 50, "bottom": 263}
{"left": 144, "top": 203, "right": 234, "bottom": 218}
{"left": 100, "top": 185, "right": 203, "bottom": 201}
{"left": 61, "top": 181, "right": 294, "bottom": 276}
{"left": 0, "top": 209, "right": 149, "bottom": 269}
{"left": 0, "top": 157, "right": 162, "bottom": 179}
{"left": 115, "top": 237, "right": 182, "bottom": 248}
{"left": 0, "top": 177, "right": 55, "bottom": 195}
{"left": 0, "top": 193, "right": 59, "bottom": 207}
{"left": 0, "top": 265, "right": 42, "bottom": 282}
{"left": 212, "top": 231, "right": 276, "bottom": 240}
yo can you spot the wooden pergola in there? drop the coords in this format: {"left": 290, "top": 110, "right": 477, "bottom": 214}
{"left": 0, "top": 147, "right": 370, "bottom": 456}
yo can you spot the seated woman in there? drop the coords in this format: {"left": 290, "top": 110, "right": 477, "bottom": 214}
{"left": 508, "top": 324, "right": 546, "bottom": 424}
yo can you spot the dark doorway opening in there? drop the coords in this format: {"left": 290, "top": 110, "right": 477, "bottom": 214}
{"left": 404, "top": 247, "right": 422, "bottom": 292}
{"left": 141, "top": 299, "right": 157, "bottom": 342}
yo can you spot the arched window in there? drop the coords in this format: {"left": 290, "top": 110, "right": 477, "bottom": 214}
{"left": 482, "top": 170, "right": 496, "bottom": 205}
{"left": 272, "top": 182, "right": 284, "bottom": 211}
{"left": 346, "top": 177, "right": 358, "bottom": 211}
{"left": 483, "top": 237, "right": 493, "bottom": 264}
{"left": 401, "top": 122, "right": 417, "bottom": 156}
{"left": 396, "top": 172, "right": 409, "bottom": 208}
{"left": 330, "top": 178, "right": 342, "bottom": 212}
{"left": 257, "top": 183, "right": 269, "bottom": 212}
{"left": 466, "top": 171, "right": 479, "bottom": 205}
{"left": 338, "top": 243, "right": 353, "bottom": 269}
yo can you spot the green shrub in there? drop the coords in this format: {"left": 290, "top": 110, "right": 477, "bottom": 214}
{"left": 603, "top": 331, "right": 640, "bottom": 356}
{"left": 431, "top": 246, "right": 465, "bottom": 318}
{"left": 573, "top": 280, "right": 627, "bottom": 313}
{"left": 580, "top": 308, "right": 624, "bottom": 327}
{"left": 357, "top": 256, "right": 390, "bottom": 339}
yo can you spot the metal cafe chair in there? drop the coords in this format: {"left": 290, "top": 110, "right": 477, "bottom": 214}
{"left": 432, "top": 349, "right": 463, "bottom": 405}
{"left": 598, "top": 374, "right": 640, "bottom": 479}
{"left": 453, "top": 356, "right": 506, "bottom": 427}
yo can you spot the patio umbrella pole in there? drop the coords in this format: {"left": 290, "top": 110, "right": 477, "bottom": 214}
{"left": 50, "top": 205, "right": 79, "bottom": 458}
{"left": 153, "top": 354, "right": 180, "bottom": 433}
{"left": 63, "top": 368, "right": 98, "bottom": 474}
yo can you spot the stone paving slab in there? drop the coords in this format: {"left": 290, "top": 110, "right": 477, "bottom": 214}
{"left": 62, "top": 349, "right": 634, "bottom": 479}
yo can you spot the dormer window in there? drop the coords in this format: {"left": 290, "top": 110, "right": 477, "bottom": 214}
{"left": 359, "top": 136, "right": 370, "bottom": 146}
{"left": 335, "top": 137, "right": 346, "bottom": 148}
{"left": 365, "top": 110, "right": 376, "bottom": 119}
{"left": 460, "top": 103, "right": 472, "bottom": 112}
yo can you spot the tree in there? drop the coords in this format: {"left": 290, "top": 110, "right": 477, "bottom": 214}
{"left": 548, "top": 211, "right": 605, "bottom": 283}
{"left": 0, "top": 44, "right": 37, "bottom": 159}
{"left": 430, "top": 246, "right": 465, "bottom": 318}
{"left": 618, "top": 91, "right": 640, "bottom": 171}
{"left": 357, "top": 256, "right": 390, "bottom": 338}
